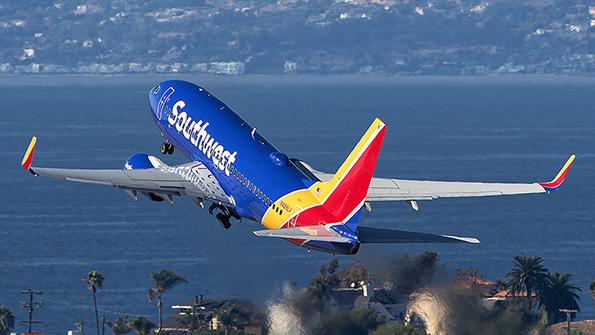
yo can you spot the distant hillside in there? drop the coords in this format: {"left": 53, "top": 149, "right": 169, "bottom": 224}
{"left": 0, "top": 0, "right": 593, "bottom": 75}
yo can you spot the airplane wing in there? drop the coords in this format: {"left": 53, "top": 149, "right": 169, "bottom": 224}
{"left": 306, "top": 155, "right": 575, "bottom": 203}
{"left": 21, "top": 137, "right": 233, "bottom": 206}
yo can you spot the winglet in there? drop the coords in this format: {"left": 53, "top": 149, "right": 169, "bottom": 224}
{"left": 539, "top": 154, "right": 575, "bottom": 193}
{"left": 21, "top": 136, "right": 37, "bottom": 172}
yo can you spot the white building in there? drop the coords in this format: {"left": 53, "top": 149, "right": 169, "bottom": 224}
{"left": 20, "top": 48, "right": 35, "bottom": 60}
{"left": 209, "top": 62, "right": 245, "bottom": 75}
{"left": 284, "top": 61, "right": 297, "bottom": 73}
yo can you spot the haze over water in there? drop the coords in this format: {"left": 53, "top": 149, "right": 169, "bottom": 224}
{"left": 0, "top": 75, "right": 593, "bottom": 333}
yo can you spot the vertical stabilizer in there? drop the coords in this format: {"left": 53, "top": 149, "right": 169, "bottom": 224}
{"left": 301, "top": 118, "right": 386, "bottom": 230}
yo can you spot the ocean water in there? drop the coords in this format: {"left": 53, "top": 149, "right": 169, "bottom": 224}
{"left": 0, "top": 75, "right": 594, "bottom": 333}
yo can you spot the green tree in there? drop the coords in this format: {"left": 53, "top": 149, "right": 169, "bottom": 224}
{"left": 148, "top": 269, "right": 187, "bottom": 331}
{"left": 386, "top": 251, "right": 442, "bottom": 297}
{"left": 216, "top": 303, "right": 251, "bottom": 335}
{"left": 370, "top": 323, "right": 425, "bottom": 335}
{"left": 506, "top": 255, "right": 549, "bottom": 308}
{"left": 304, "top": 258, "right": 340, "bottom": 312}
{"left": 106, "top": 316, "right": 132, "bottom": 335}
{"left": 130, "top": 317, "right": 155, "bottom": 335}
{"left": 85, "top": 270, "right": 105, "bottom": 335}
{"left": 538, "top": 272, "right": 581, "bottom": 324}
{"left": 0, "top": 307, "right": 15, "bottom": 335}
{"left": 313, "top": 309, "right": 383, "bottom": 335}
{"left": 337, "top": 262, "right": 371, "bottom": 288}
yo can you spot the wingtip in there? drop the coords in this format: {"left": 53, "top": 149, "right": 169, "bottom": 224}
{"left": 21, "top": 136, "right": 37, "bottom": 171}
{"left": 539, "top": 154, "right": 575, "bottom": 192}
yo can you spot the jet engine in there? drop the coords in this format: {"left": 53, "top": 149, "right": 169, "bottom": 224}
{"left": 124, "top": 153, "right": 170, "bottom": 202}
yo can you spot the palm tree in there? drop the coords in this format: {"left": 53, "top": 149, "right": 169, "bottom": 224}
{"left": 148, "top": 269, "right": 187, "bottom": 331}
{"left": 106, "top": 316, "right": 132, "bottom": 335}
{"left": 0, "top": 307, "right": 15, "bottom": 335}
{"left": 85, "top": 270, "right": 105, "bottom": 335}
{"left": 130, "top": 317, "right": 155, "bottom": 335}
{"left": 506, "top": 255, "right": 550, "bottom": 308}
{"left": 538, "top": 272, "right": 581, "bottom": 324}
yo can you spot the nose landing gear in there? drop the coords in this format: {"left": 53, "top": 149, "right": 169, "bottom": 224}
{"left": 160, "top": 142, "right": 174, "bottom": 155}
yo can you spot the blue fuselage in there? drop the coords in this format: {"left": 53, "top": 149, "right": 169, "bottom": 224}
{"left": 148, "top": 80, "right": 314, "bottom": 223}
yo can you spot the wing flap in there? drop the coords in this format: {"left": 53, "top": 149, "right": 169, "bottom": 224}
{"left": 366, "top": 179, "right": 545, "bottom": 201}
{"left": 357, "top": 226, "right": 480, "bottom": 244}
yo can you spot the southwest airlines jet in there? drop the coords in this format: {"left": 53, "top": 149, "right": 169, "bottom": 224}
{"left": 21, "top": 80, "right": 575, "bottom": 255}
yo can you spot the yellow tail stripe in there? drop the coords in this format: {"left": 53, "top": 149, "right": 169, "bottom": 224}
{"left": 308, "top": 118, "right": 385, "bottom": 201}
{"left": 21, "top": 136, "right": 37, "bottom": 167}
{"left": 552, "top": 154, "right": 575, "bottom": 182}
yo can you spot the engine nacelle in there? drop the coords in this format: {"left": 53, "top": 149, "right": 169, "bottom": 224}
{"left": 124, "top": 153, "right": 166, "bottom": 170}
{"left": 124, "top": 153, "right": 168, "bottom": 202}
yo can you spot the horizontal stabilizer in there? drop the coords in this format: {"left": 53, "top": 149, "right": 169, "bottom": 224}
{"left": 253, "top": 226, "right": 351, "bottom": 243}
{"left": 357, "top": 226, "right": 480, "bottom": 244}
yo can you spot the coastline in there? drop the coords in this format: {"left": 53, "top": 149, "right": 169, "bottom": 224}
{"left": 0, "top": 73, "right": 594, "bottom": 87}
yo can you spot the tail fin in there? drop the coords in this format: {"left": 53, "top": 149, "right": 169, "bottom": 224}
{"left": 312, "top": 118, "right": 386, "bottom": 229}
{"left": 21, "top": 136, "right": 37, "bottom": 171}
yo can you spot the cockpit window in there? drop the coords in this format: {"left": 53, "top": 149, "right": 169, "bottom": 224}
{"left": 151, "top": 85, "right": 161, "bottom": 94}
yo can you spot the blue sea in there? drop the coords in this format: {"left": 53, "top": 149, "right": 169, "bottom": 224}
{"left": 1, "top": 75, "right": 594, "bottom": 333}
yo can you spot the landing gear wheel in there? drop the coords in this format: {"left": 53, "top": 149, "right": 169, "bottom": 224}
{"left": 160, "top": 143, "right": 168, "bottom": 155}
{"left": 167, "top": 144, "right": 174, "bottom": 155}
{"left": 216, "top": 213, "right": 231, "bottom": 229}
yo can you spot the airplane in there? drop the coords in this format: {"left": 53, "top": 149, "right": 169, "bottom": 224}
{"left": 20, "top": 80, "right": 575, "bottom": 255}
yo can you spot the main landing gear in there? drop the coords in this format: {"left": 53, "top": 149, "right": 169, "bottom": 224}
{"left": 216, "top": 213, "right": 231, "bottom": 230}
{"left": 209, "top": 204, "right": 241, "bottom": 230}
{"left": 160, "top": 142, "right": 174, "bottom": 155}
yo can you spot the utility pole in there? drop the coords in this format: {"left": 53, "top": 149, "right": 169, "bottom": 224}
{"left": 19, "top": 289, "right": 43, "bottom": 334}
{"left": 559, "top": 309, "right": 578, "bottom": 335}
